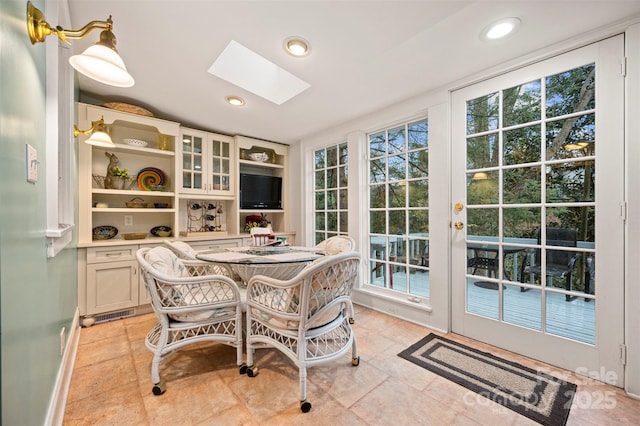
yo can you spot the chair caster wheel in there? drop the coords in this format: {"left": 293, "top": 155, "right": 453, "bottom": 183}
{"left": 239, "top": 364, "right": 248, "bottom": 375}
{"left": 352, "top": 356, "right": 360, "bottom": 366}
{"left": 246, "top": 365, "right": 259, "bottom": 377}
{"left": 152, "top": 381, "right": 166, "bottom": 395}
{"left": 300, "top": 399, "right": 312, "bottom": 413}
{"left": 349, "top": 317, "right": 355, "bottom": 324}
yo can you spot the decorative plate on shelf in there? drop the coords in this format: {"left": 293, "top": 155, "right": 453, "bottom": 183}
{"left": 150, "top": 226, "right": 172, "bottom": 237}
{"left": 92, "top": 225, "right": 118, "bottom": 240}
{"left": 123, "top": 138, "right": 149, "bottom": 148}
{"left": 137, "top": 167, "right": 167, "bottom": 191}
{"left": 102, "top": 102, "right": 154, "bottom": 117}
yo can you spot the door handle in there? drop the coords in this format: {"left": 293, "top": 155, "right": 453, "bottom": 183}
{"left": 454, "top": 221, "right": 464, "bottom": 230}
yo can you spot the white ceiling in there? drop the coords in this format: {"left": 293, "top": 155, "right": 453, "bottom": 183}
{"left": 67, "top": 1, "right": 640, "bottom": 145}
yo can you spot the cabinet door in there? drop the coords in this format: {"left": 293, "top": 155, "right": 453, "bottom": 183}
{"left": 86, "top": 260, "right": 139, "bottom": 315}
{"left": 181, "top": 130, "right": 207, "bottom": 193}
{"left": 207, "top": 136, "right": 234, "bottom": 195}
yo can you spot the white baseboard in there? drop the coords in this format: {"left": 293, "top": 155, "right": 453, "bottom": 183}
{"left": 45, "top": 308, "right": 81, "bottom": 426}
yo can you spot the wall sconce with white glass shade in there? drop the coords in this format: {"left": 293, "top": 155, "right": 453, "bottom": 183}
{"left": 73, "top": 117, "right": 114, "bottom": 147}
{"left": 26, "top": 1, "right": 134, "bottom": 87}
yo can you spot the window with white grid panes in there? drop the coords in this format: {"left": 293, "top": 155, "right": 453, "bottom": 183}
{"left": 368, "top": 119, "right": 429, "bottom": 297}
{"left": 313, "top": 143, "right": 348, "bottom": 245}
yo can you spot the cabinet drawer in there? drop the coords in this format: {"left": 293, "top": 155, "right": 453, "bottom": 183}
{"left": 191, "top": 238, "right": 242, "bottom": 251}
{"left": 87, "top": 245, "right": 138, "bottom": 263}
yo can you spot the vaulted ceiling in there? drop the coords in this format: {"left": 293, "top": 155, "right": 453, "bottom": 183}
{"left": 67, "top": 1, "right": 640, "bottom": 144}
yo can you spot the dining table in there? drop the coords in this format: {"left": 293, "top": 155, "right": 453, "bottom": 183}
{"left": 196, "top": 245, "right": 324, "bottom": 284}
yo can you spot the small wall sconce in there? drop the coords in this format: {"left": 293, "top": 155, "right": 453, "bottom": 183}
{"left": 26, "top": 1, "right": 134, "bottom": 87}
{"left": 74, "top": 117, "right": 114, "bottom": 147}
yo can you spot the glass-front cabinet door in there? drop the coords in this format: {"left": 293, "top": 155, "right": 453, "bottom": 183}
{"left": 209, "top": 137, "right": 232, "bottom": 193}
{"left": 181, "top": 129, "right": 205, "bottom": 193}
{"left": 180, "top": 128, "right": 235, "bottom": 196}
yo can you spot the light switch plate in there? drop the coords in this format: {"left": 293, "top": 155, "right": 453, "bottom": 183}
{"left": 26, "top": 144, "right": 38, "bottom": 183}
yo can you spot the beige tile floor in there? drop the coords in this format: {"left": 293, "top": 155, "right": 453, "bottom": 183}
{"left": 63, "top": 305, "right": 640, "bottom": 425}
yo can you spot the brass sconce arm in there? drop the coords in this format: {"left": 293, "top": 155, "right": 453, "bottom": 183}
{"left": 27, "top": 2, "right": 114, "bottom": 46}
{"left": 73, "top": 118, "right": 107, "bottom": 137}
{"left": 26, "top": 1, "right": 134, "bottom": 87}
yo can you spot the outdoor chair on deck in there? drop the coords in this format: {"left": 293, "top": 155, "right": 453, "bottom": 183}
{"left": 519, "top": 227, "right": 581, "bottom": 301}
{"left": 136, "top": 247, "right": 245, "bottom": 395}
{"left": 244, "top": 252, "right": 361, "bottom": 413}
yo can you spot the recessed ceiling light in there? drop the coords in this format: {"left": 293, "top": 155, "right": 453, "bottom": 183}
{"left": 226, "top": 96, "right": 245, "bottom": 106}
{"left": 480, "top": 17, "right": 521, "bottom": 41}
{"left": 284, "top": 36, "right": 311, "bottom": 57}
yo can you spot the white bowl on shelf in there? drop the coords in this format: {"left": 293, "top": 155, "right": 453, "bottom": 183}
{"left": 248, "top": 152, "right": 269, "bottom": 162}
{"left": 123, "top": 138, "right": 149, "bottom": 147}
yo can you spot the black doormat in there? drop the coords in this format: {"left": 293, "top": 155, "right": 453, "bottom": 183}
{"left": 398, "top": 334, "right": 576, "bottom": 425}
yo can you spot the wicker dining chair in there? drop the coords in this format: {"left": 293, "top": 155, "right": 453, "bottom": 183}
{"left": 136, "top": 246, "right": 246, "bottom": 395}
{"left": 163, "top": 239, "right": 235, "bottom": 278}
{"left": 244, "top": 251, "right": 361, "bottom": 412}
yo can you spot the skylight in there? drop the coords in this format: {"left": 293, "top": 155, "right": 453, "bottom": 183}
{"left": 208, "top": 40, "right": 311, "bottom": 105}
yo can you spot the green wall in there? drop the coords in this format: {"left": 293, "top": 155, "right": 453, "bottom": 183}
{"left": 0, "top": 0, "right": 78, "bottom": 424}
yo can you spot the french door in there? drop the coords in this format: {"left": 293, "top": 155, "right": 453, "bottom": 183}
{"left": 451, "top": 35, "right": 624, "bottom": 385}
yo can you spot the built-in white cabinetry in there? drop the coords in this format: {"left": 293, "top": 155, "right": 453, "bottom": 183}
{"left": 77, "top": 103, "right": 180, "bottom": 245}
{"left": 76, "top": 103, "right": 292, "bottom": 325}
{"left": 79, "top": 244, "right": 155, "bottom": 326}
{"left": 235, "top": 136, "right": 289, "bottom": 234}
{"left": 179, "top": 128, "right": 235, "bottom": 198}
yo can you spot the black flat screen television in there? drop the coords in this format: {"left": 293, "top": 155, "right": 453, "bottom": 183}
{"left": 240, "top": 173, "right": 282, "bottom": 209}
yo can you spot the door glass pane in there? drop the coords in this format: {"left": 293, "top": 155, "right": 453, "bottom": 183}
{"left": 546, "top": 113, "right": 595, "bottom": 161}
{"left": 504, "top": 284, "right": 541, "bottom": 331}
{"left": 546, "top": 63, "right": 595, "bottom": 117}
{"left": 408, "top": 180, "right": 428, "bottom": 207}
{"left": 370, "top": 184, "right": 385, "bottom": 208}
{"left": 546, "top": 161, "right": 594, "bottom": 202}
{"left": 467, "top": 134, "right": 499, "bottom": 168}
{"left": 503, "top": 167, "right": 540, "bottom": 204}
{"left": 222, "top": 159, "right": 229, "bottom": 174}
{"left": 467, "top": 171, "right": 498, "bottom": 205}
{"left": 503, "top": 125, "right": 541, "bottom": 165}
{"left": 502, "top": 80, "right": 541, "bottom": 127}
{"left": 467, "top": 209, "right": 498, "bottom": 238}
{"left": 466, "top": 92, "right": 499, "bottom": 134}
